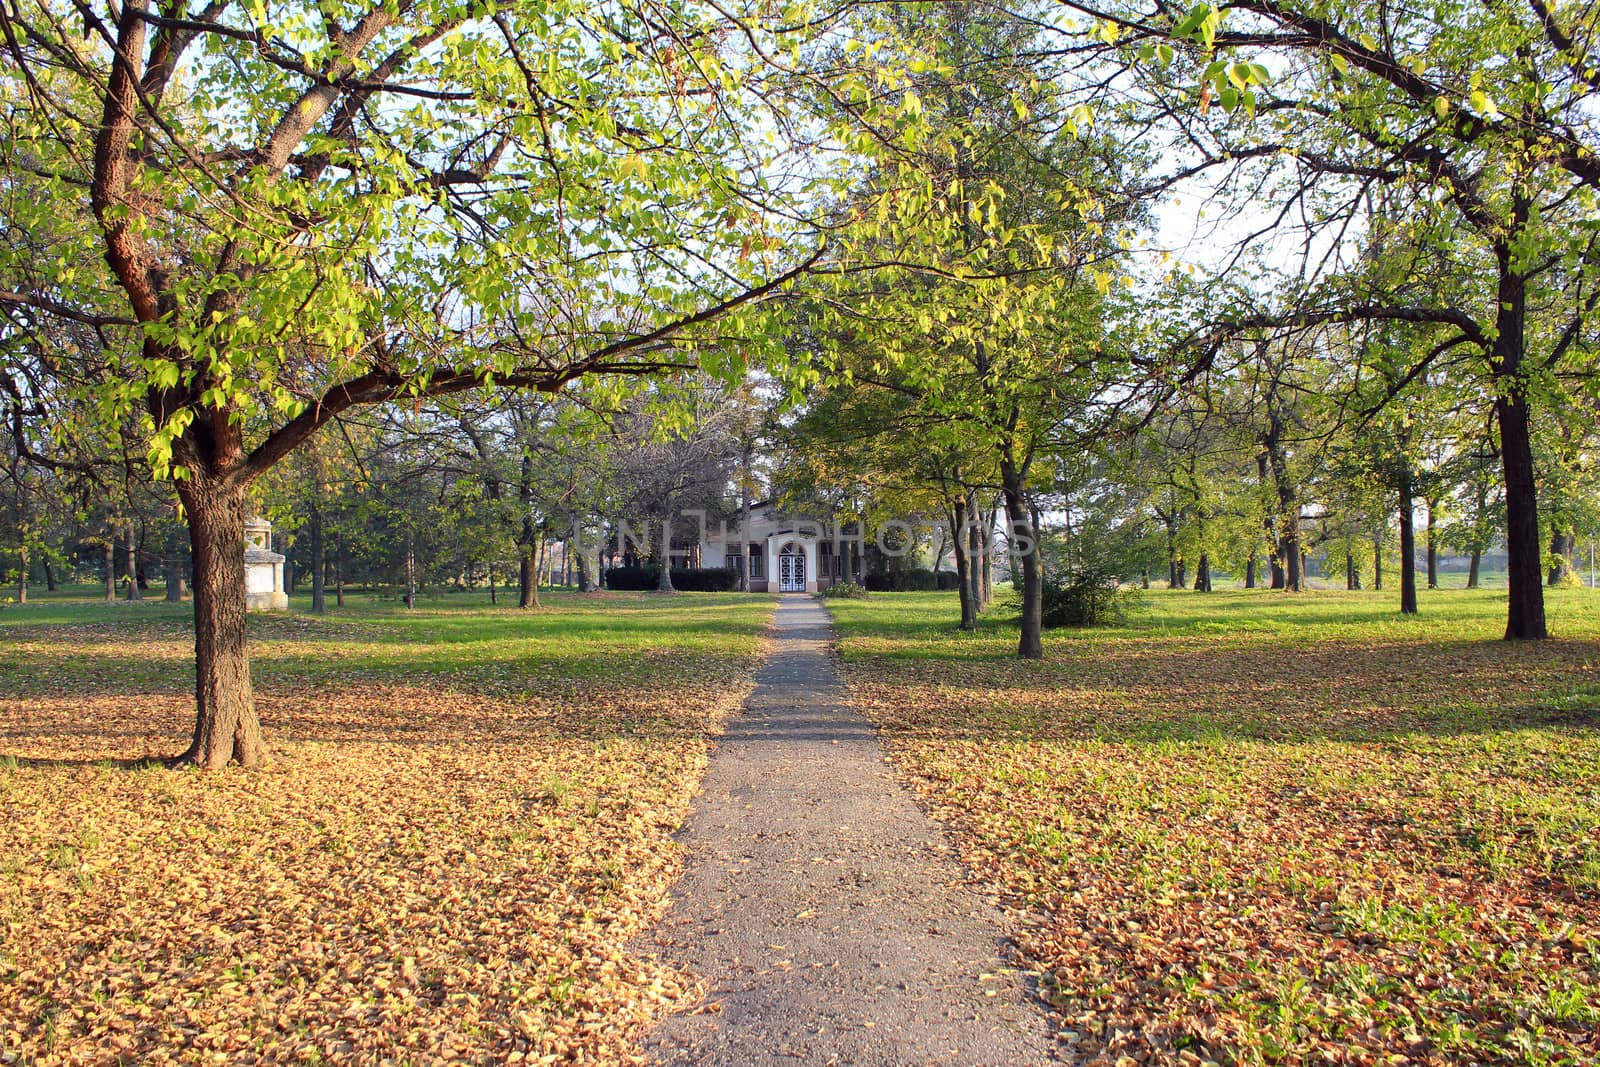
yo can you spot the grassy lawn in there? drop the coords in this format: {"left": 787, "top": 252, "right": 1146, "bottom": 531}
{"left": 827, "top": 587, "right": 1600, "bottom": 1066}
{"left": 0, "top": 590, "right": 775, "bottom": 1065}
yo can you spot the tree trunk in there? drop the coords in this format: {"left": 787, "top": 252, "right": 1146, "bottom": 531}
{"left": 43, "top": 557, "right": 56, "bottom": 592}
{"left": 404, "top": 531, "right": 416, "bottom": 609}
{"left": 488, "top": 559, "right": 498, "bottom": 604}
{"left": 1345, "top": 551, "right": 1356, "bottom": 591}
{"left": 1468, "top": 548, "right": 1482, "bottom": 589}
{"left": 1399, "top": 471, "right": 1418, "bottom": 615}
{"left": 1494, "top": 234, "right": 1547, "bottom": 639}
{"left": 335, "top": 532, "right": 346, "bottom": 607}
{"left": 657, "top": 504, "right": 675, "bottom": 593}
{"left": 103, "top": 540, "right": 116, "bottom": 602}
{"left": 15, "top": 544, "right": 26, "bottom": 604}
{"left": 165, "top": 556, "right": 184, "bottom": 602}
{"left": 1174, "top": 557, "right": 1186, "bottom": 591}
{"left": 1548, "top": 528, "right": 1576, "bottom": 586}
{"left": 1193, "top": 552, "right": 1211, "bottom": 592}
{"left": 1001, "top": 474, "right": 1041, "bottom": 658}
{"left": 309, "top": 501, "right": 326, "bottom": 614}
{"left": 1426, "top": 502, "right": 1439, "bottom": 589}
{"left": 175, "top": 479, "right": 262, "bottom": 769}
{"left": 1373, "top": 536, "right": 1383, "bottom": 591}
{"left": 952, "top": 501, "right": 976, "bottom": 630}
{"left": 125, "top": 522, "right": 142, "bottom": 601}
{"left": 1244, "top": 550, "right": 1256, "bottom": 589}
{"left": 576, "top": 551, "right": 591, "bottom": 593}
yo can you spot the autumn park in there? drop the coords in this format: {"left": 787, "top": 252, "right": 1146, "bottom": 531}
{"left": 2, "top": 0, "right": 1598, "bottom": 1063}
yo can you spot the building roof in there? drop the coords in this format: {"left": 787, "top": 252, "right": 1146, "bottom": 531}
{"left": 245, "top": 546, "right": 285, "bottom": 564}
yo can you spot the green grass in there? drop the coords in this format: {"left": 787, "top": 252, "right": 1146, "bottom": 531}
{"left": 829, "top": 586, "right": 1600, "bottom": 1065}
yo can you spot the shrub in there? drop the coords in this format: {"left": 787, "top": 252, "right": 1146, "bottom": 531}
{"left": 602, "top": 565, "right": 737, "bottom": 592}
{"left": 1018, "top": 562, "right": 1138, "bottom": 628}
{"left": 862, "top": 569, "right": 958, "bottom": 592}
{"left": 820, "top": 581, "right": 869, "bottom": 599}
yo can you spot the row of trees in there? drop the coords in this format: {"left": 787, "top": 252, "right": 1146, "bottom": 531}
{"left": 3, "top": 0, "right": 1597, "bottom": 764}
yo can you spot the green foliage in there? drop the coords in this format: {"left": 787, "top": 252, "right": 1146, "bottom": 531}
{"left": 603, "top": 566, "right": 737, "bottom": 592}
{"left": 1025, "top": 561, "right": 1139, "bottom": 628}
{"left": 819, "top": 581, "right": 869, "bottom": 600}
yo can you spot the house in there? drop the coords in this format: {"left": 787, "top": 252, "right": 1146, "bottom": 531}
{"left": 697, "top": 502, "right": 863, "bottom": 593}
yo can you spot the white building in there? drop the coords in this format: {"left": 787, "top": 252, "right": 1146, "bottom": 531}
{"left": 244, "top": 517, "right": 289, "bottom": 611}
{"left": 697, "top": 503, "right": 862, "bottom": 593}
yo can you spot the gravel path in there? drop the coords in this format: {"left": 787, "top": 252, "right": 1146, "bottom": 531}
{"left": 643, "top": 597, "right": 1062, "bottom": 1066}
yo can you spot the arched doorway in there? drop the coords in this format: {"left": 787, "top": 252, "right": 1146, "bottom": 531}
{"left": 778, "top": 542, "right": 807, "bottom": 593}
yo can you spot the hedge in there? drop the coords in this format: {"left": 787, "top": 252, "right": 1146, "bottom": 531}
{"left": 603, "top": 565, "right": 738, "bottom": 592}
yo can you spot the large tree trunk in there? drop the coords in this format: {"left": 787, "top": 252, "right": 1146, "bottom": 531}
{"left": 1193, "top": 552, "right": 1211, "bottom": 592}
{"left": 175, "top": 479, "right": 262, "bottom": 769}
{"left": 518, "top": 515, "right": 539, "bottom": 607}
{"left": 1468, "top": 549, "right": 1482, "bottom": 589}
{"left": 1001, "top": 474, "right": 1041, "bottom": 659}
{"left": 1494, "top": 235, "right": 1547, "bottom": 639}
{"left": 309, "top": 501, "right": 326, "bottom": 614}
{"left": 1244, "top": 550, "right": 1256, "bottom": 589}
{"left": 576, "top": 550, "right": 591, "bottom": 593}
{"left": 1398, "top": 471, "right": 1418, "bottom": 615}
{"left": 1346, "top": 550, "right": 1358, "bottom": 591}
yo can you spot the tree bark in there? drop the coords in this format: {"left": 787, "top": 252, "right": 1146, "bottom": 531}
{"left": 1244, "top": 550, "right": 1256, "bottom": 589}
{"left": 43, "top": 557, "right": 56, "bottom": 592}
{"left": 1193, "top": 552, "right": 1211, "bottom": 592}
{"left": 1001, "top": 473, "right": 1041, "bottom": 658}
{"left": 952, "top": 500, "right": 976, "bottom": 630}
{"left": 309, "top": 501, "right": 326, "bottom": 614}
{"left": 1373, "top": 536, "right": 1383, "bottom": 592}
{"left": 103, "top": 539, "right": 116, "bottom": 602}
{"left": 488, "top": 559, "right": 498, "bottom": 604}
{"left": 404, "top": 530, "right": 416, "bottom": 609}
{"left": 1493, "top": 229, "right": 1547, "bottom": 639}
{"left": 1345, "top": 550, "right": 1358, "bottom": 591}
{"left": 175, "top": 479, "right": 262, "bottom": 769}
{"left": 1548, "top": 527, "right": 1576, "bottom": 586}
{"left": 1399, "top": 470, "right": 1418, "bottom": 615}
{"left": 1468, "top": 548, "right": 1482, "bottom": 589}
{"left": 165, "top": 555, "right": 184, "bottom": 602}
{"left": 657, "top": 500, "right": 676, "bottom": 593}
{"left": 1426, "top": 501, "right": 1439, "bottom": 589}
{"left": 125, "top": 521, "right": 142, "bottom": 601}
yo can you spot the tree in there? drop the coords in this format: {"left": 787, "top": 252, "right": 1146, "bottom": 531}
{"left": 1, "top": 0, "right": 838, "bottom": 765}
{"left": 1076, "top": 0, "right": 1600, "bottom": 637}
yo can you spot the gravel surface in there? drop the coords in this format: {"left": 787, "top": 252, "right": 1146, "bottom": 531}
{"left": 643, "top": 597, "right": 1063, "bottom": 1066}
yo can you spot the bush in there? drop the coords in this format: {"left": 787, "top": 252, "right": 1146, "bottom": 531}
{"left": 820, "top": 581, "right": 869, "bottom": 599}
{"left": 671, "top": 567, "right": 737, "bottom": 592}
{"left": 1018, "top": 563, "right": 1138, "bottom": 628}
{"left": 862, "top": 569, "right": 958, "bottom": 592}
{"left": 603, "top": 565, "right": 737, "bottom": 592}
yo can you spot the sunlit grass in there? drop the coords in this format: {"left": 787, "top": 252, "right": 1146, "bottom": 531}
{"left": 831, "top": 586, "right": 1600, "bottom": 1065}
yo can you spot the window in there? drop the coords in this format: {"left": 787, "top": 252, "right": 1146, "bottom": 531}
{"left": 747, "top": 544, "right": 765, "bottom": 578}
